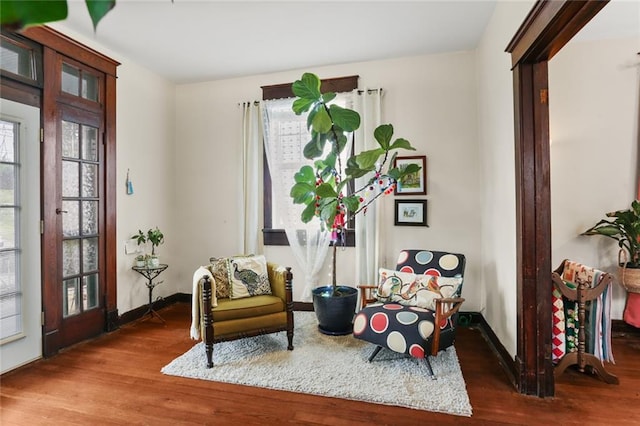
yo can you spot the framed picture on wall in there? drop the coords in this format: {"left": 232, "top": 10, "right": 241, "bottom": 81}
{"left": 394, "top": 200, "right": 428, "bottom": 226}
{"left": 393, "top": 155, "right": 427, "bottom": 195}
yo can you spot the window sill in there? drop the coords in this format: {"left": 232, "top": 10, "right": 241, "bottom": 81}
{"left": 263, "top": 229, "right": 355, "bottom": 247}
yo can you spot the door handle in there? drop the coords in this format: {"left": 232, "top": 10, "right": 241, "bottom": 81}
{"left": 56, "top": 208, "right": 68, "bottom": 214}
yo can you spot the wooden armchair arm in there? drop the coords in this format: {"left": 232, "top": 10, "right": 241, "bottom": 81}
{"left": 357, "top": 285, "right": 378, "bottom": 309}
{"left": 431, "top": 296, "right": 465, "bottom": 356}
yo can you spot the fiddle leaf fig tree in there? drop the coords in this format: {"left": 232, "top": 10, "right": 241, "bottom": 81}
{"left": 289, "top": 72, "right": 420, "bottom": 232}
{"left": 1, "top": 0, "right": 115, "bottom": 30}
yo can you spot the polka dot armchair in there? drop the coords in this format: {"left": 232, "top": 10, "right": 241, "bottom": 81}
{"left": 353, "top": 250, "right": 466, "bottom": 378}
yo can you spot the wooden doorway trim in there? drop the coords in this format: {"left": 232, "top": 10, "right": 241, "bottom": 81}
{"left": 506, "top": 0, "right": 608, "bottom": 397}
{"left": 20, "top": 26, "right": 120, "bottom": 354}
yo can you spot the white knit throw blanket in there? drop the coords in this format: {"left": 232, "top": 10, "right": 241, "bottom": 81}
{"left": 190, "top": 266, "right": 216, "bottom": 340}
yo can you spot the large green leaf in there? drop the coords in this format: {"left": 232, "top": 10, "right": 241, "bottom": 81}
{"left": 301, "top": 202, "right": 317, "bottom": 223}
{"left": 311, "top": 107, "right": 332, "bottom": 133}
{"left": 1, "top": 0, "right": 68, "bottom": 28}
{"left": 322, "top": 92, "right": 336, "bottom": 103}
{"left": 316, "top": 183, "right": 338, "bottom": 198}
{"left": 583, "top": 223, "right": 622, "bottom": 237}
{"left": 355, "top": 148, "right": 385, "bottom": 169}
{"left": 303, "top": 134, "right": 325, "bottom": 159}
{"left": 374, "top": 124, "right": 393, "bottom": 150}
{"left": 292, "top": 73, "right": 321, "bottom": 100}
{"left": 293, "top": 97, "right": 316, "bottom": 115}
{"left": 320, "top": 201, "right": 338, "bottom": 225}
{"left": 329, "top": 104, "right": 360, "bottom": 132}
{"left": 342, "top": 195, "right": 360, "bottom": 212}
{"left": 294, "top": 165, "right": 315, "bottom": 184}
{"left": 86, "top": 0, "right": 115, "bottom": 30}
{"left": 290, "top": 182, "right": 315, "bottom": 204}
{"left": 389, "top": 138, "right": 415, "bottom": 151}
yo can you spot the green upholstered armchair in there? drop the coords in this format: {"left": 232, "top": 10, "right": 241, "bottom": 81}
{"left": 191, "top": 259, "right": 294, "bottom": 368}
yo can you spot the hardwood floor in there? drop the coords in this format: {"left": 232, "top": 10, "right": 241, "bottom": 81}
{"left": 1, "top": 303, "right": 639, "bottom": 425}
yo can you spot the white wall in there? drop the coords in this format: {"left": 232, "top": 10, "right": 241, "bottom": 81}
{"left": 549, "top": 36, "right": 639, "bottom": 319}
{"left": 49, "top": 23, "right": 178, "bottom": 314}
{"left": 475, "top": 2, "right": 637, "bottom": 359}
{"left": 174, "top": 53, "right": 483, "bottom": 310}
{"left": 476, "top": 0, "right": 536, "bottom": 358}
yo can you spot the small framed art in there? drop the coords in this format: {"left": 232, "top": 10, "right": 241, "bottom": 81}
{"left": 393, "top": 155, "right": 427, "bottom": 195}
{"left": 394, "top": 199, "right": 428, "bottom": 227}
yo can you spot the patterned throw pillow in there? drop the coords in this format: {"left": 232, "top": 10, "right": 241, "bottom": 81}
{"left": 208, "top": 258, "right": 231, "bottom": 299}
{"left": 227, "top": 255, "right": 272, "bottom": 299}
{"left": 376, "top": 268, "right": 463, "bottom": 310}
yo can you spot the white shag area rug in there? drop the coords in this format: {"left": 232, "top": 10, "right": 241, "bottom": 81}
{"left": 161, "top": 311, "right": 472, "bottom": 417}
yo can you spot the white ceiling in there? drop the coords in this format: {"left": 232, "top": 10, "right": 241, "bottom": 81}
{"left": 58, "top": 0, "right": 639, "bottom": 84}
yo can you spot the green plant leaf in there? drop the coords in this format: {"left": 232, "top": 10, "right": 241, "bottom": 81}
{"left": 322, "top": 92, "right": 336, "bottom": 103}
{"left": 86, "top": 0, "right": 115, "bottom": 30}
{"left": 1, "top": 0, "right": 68, "bottom": 28}
{"left": 374, "top": 124, "right": 393, "bottom": 150}
{"left": 292, "top": 73, "right": 321, "bottom": 100}
{"left": 290, "top": 182, "right": 315, "bottom": 204}
{"left": 292, "top": 97, "right": 316, "bottom": 115}
{"left": 342, "top": 195, "right": 360, "bottom": 212}
{"left": 389, "top": 138, "right": 416, "bottom": 151}
{"left": 301, "top": 202, "right": 317, "bottom": 223}
{"left": 582, "top": 224, "right": 622, "bottom": 237}
{"left": 303, "top": 134, "right": 325, "bottom": 159}
{"left": 316, "top": 183, "right": 338, "bottom": 198}
{"left": 311, "top": 107, "right": 332, "bottom": 133}
{"left": 355, "top": 148, "right": 385, "bottom": 169}
{"left": 400, "top": 163, "right": 421, "bottom": 176}
{"left": 320, "top": 201, "right": 337, "bottom": 226}
{"left": 335, "top": 133, "right": 349, "bottom": 155}
{"left": 294, "top": 165, "right": 315, "bottom": 184}
{"left": 329, "top": 105, "right": 360, "bottom": 132}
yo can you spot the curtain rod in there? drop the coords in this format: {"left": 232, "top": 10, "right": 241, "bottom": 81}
{"left": 238, "top": 88, "right": 382, "bottom": 106}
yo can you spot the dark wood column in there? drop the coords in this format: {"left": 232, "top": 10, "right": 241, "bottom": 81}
{"left": 512, "top": 60, "right": 553, "bottom": 396}
{"left": 507, "top": 0, "right": 608, "bottom": 396}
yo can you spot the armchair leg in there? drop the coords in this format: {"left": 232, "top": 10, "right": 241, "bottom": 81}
{"left": 206, "top": 342, "right": 213, "bottom": 368}
{"left": 424, "top": 356, "right": 436, "bottom": 380}
{"left": 368, "top": 346, "right": 383, "bottom": 362}
{"left": 287, "top": 332, "right": 294, "bottom": 351}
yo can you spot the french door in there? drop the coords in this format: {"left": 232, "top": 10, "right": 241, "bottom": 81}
{"left": 41, "top": 53, "right": 109, "bottom": 353}
{"left": 1, "top": 27, "right": 118, "bottom": 358}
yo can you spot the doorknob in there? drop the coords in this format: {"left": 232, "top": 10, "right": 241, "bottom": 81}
{"left": 56, "top": 208, "right": 68, "bottom": 214}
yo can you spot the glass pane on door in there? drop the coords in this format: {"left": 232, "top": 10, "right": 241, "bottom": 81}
{"left": 60, "top": 119, "right": 100, "bottom": 318}
{"left": 63, "top": 278, "right": 80, "bottom": 317}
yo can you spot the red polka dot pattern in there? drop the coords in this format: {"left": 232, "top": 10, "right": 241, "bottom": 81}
{"left": 370, "top": 312, "right": 389, "bottom": 333}
{"left": 409, "top": 344, "right": 424, "bottom": 358}
{"left": 424, "top": 268, "right": 441, "bottom": 277}
{"left": 383, "top": 304, "right": 403, "bottom": 310}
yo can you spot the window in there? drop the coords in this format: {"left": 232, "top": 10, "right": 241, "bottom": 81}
{"left": 0, "top": 119, "right": 22, "bottom": 342}
{"left": 0, "top": 33, "right": 42, "bottom": 86}
{"left": 261, "top": 76, "right": 358, "bottom": 246}
{"left": 61, "top": 62, "right": 99, "bottom": 102}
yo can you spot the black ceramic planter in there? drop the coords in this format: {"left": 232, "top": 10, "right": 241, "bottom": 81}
{"left": 312, "top": 285, "right": 358, "bottom": 335}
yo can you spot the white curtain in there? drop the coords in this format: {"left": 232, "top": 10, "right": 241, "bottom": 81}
{"left": 261, "top": 98, "right": 332, "bottom": 302}
{"left": 241, "top": 102, "right": 262, "bottom": 255}
{"left": 353, "top": 89, "right": 383, "bottom": 289}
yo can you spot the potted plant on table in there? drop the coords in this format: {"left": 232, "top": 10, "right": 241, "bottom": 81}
{"left": 146, "top": 227, "right": 164, "bottom": 268}
{"left": 289, "top": 72, "right": 419, "bottom": 334}
{"left": 582, "top": 200, "right": 640, "bottom": 292}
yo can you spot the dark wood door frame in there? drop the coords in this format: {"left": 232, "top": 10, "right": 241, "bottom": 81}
{"left": 506, "top": 0, "right": 609, "bottom": 396}
{"left": 19, "top": 26, "right": 120, "bottom": 355}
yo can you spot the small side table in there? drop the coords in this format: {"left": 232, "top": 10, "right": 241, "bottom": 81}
{"left": 132, "top": 264, "right": 168, "bottom": 323}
